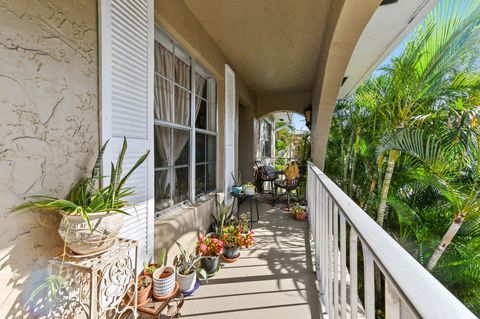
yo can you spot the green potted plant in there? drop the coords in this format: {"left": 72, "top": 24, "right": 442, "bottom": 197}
{"left": 143, "top": 248, "right": 167, "bottom": 277}
{"left": 174, "top": 242, "right": 208, "bottom": 293}
{"left": 127, "top": 275, "right": 152, "bottom": 306}
{"left": 197, "top": 235, "right": 224, "bottom": 275}
{"left": 292, "top": 205, "right": 307, "bottom": 221}
{"left": 210, "top": 198, "right": 233, "bottom": 235}
{"left": 10, "top": 137, "right": 149, "bottom": 255}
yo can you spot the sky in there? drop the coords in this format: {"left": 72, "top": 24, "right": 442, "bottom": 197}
{"left": 291, "top": 112, "right": 309, "bottom": 132}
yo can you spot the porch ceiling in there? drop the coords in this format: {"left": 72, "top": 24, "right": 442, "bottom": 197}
{"left": 183, "top": 0, "right": 329, "bottom": 94}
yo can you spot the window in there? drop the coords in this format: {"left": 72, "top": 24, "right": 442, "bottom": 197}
{"left": 154, "top": 28, "right": 217, "bottom": 215}
{"left": 260, "top": 120, "right": 272, "bottom": 158}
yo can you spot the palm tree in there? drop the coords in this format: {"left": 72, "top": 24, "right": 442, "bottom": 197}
{"left": 374, "top": 0, "right": 480, "bottom": 227}
{"left": 379, "top": 123, "right": 480, "bottom": 270}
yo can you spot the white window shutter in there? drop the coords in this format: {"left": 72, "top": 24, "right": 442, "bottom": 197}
{"left": 224, "top": 65, "right": 236, "bottom": 202}
{"left": 99, "top": 0, "right": 154, "bottom": 263}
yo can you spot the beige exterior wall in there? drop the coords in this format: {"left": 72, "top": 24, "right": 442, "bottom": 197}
{"left": 0, "top": 0, "right": 98, "bottom": 317}
{"left": 153, "top": 0, "right": 257, "bottom": 259}
{"left": 311, "top": 0, "right": 382, "bottom": 169}
{"left": 154, "top": 198, "right": 216, "bottom": 264}
{"left": 238, "top": 103, "right": 256, "bottom": 183}
{"left": 257, "top": 91, "right": 312, "bottom": 118}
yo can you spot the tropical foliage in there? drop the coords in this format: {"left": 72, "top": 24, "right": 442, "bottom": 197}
{"left": 325, "top": 0, "right": 480, "bottom": 313}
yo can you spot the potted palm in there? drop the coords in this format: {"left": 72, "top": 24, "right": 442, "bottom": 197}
{"left": 10, "top": 138, "right": 149, "bottom": 255}
{"left": 174, "top": 242, "right": 208, "bottom": 293}
{"left": 197, "top": 235, "right": 224, "bottom": 275}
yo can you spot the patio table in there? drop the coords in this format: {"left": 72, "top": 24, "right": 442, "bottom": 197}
{"left": 230, "top": 192, "right": 260, "bottom": 228}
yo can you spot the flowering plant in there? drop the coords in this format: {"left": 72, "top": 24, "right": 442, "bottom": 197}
{"left": 197, "top": 235, "right": 224, "bottom": 256}
{"left": 223, "top": 217, "right": 255, "bottom": 248}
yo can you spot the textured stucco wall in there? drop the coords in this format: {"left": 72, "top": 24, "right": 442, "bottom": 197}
{"left": 0, "top": 1, "right": 98, "bottom": 317}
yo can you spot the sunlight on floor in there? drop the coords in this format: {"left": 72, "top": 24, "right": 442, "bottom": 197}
{"left": 181, "top": 200, "right": 321, "bottom": 319}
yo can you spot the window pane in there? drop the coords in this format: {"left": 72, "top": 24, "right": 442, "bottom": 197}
{"left": 174, "top": 167, "right": 189, "bottom": 203}
{"left": 195, "top": 98, "right": 207, "bottom": 129}
{"left": 195, "top": 72, "right": 207, "bottom": 101}
{"left": 196, "top": 164, "right": 206, "bottom": 194}
{"left": 173, "top": 129, "right": 189, "bottom": 166}
{"left": 154, "top": 126, "right": 170, "bottom": 167}
{"left": 155, "top": 42, "right": 174, "bottom": 81}
{"left": 207, "top": 163, "right": 216, "bottom": 191}
{"left": 207, "top": 103, "right": 216, "bottom": 132}
{"left": 174, "top": 53, "right": 190, "bottom": 88}
{"left": 154, "top": 76, "right": 174, "bottom": 122}
{"left": 174, "top": 86, "right": 191, "bottom": 125}
{"left": 207, "top": 135, "right": 216, "bottom": 163}
{"left": 196, "top": 133, "right": 206, "bottom": 163}
{"left": 155, "top": 169, "right": 172, "bottom": 211}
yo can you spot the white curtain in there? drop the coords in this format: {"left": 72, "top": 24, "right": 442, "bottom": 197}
{"left": 154, "top": 42, "right": 207, "bottom": 204}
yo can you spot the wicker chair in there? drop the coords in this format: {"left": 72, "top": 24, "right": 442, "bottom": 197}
{"left": 273, "top": 176, "right": 301, "bottom": 210}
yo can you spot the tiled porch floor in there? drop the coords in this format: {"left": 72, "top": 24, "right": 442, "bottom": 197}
{"left": 181, "top": 199, "right": 321, "bottom": 318}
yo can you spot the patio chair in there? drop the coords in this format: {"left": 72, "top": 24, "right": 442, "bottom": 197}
{"left": 254, "top": 161, "right": 277, "bottom": 198}
{"left": 273, "top": 176, "right": 301, "bottom": 211}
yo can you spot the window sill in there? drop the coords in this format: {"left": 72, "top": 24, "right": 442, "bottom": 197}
{"left": 154, "top": 191, "right": 218, "bottom": 220}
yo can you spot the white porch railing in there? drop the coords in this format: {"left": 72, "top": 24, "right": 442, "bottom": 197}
{"left": 307, "top": 163, "right": 476, "bottom": 319}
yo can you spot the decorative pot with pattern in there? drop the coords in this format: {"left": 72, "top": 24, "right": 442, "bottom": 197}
{"left": 153, "top": 266, "right": 176, "bottom": 297}
{"left": 58, "top": 212, "right": 124, "bottom": 255}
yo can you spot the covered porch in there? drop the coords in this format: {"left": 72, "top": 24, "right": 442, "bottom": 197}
{"left": 2, "top": 0, "right": 474, "bottom": 318}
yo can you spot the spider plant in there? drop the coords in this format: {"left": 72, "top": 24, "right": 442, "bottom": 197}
{"left": 10, "top": 137, "right": 150, "bottom": 232}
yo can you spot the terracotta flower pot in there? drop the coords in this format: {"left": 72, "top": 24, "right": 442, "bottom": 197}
{"left": 152, "top": 266, "right": 176, "bottom": 297}
{"left": 294, "top": 211, "right": 307, "bottom": 221}
{"left": 127, "top": 275, "right": 152, "bottom": 306}
{"left": 142, "top": 263, "right": 159, "bottom": 277}
{"left": 201, "top": 256, "right": 219, "bottom": 274}
{"left": 177, "top": 267, "right": 197, "bottom": 292}
{"left": 58, "top": 212, "right": 124, "bottom": 255}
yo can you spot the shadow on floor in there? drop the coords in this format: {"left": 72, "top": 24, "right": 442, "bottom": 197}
{"left": 180, "top": 201, "right": 321, "bottom": 319}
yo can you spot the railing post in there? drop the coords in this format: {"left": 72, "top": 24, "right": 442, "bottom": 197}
{"left": 362, "top": 245, "right": 375, "bottom": 319}
{"left": 385, "top": 280, "right": 401, "bottom": 319}
{"left": 340, "top": 213, "right": 347, "bottom": 318}
{"left": 333, "top": 204, "right": 339, "bottom": 318}
{"left": 349, "top": 230, "right": 358, "bottom": 319}
{"left": 327, "top": 194, "right": 333, "bottom": 314}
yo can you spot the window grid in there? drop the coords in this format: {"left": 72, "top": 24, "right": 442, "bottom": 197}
{"left": 154, "top": 27, "right": 218, "bottom": 218}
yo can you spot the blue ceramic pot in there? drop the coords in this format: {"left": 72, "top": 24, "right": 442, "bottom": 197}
{"left": 232, "top": 186, "right": 242, "bottom": 195}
